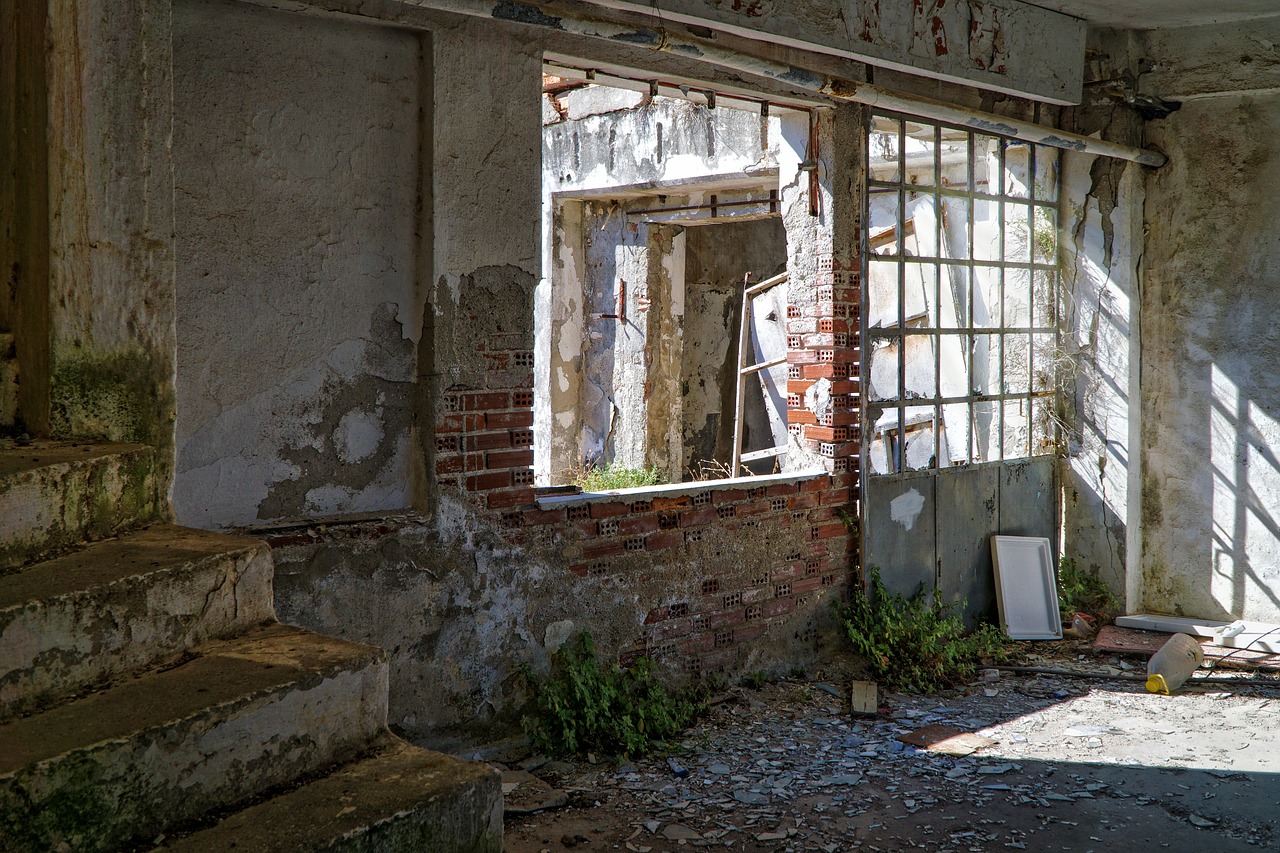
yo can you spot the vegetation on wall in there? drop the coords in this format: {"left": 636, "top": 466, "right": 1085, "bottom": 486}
{"left": 1057, "top": 556, "right": 1120, "bottom": 619}
{"left": 573, "top": 462, "right": 663, "bottom": 492}
{"left": 522, "top": 632, "right": 702, "bottom": 758}
{"left": 836, "top": 566, "right": 1012, "bottom": 693}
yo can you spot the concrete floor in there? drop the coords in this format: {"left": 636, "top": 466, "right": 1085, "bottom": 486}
{"left": 501, "top": 649, "right": 1280, "bottom": 852}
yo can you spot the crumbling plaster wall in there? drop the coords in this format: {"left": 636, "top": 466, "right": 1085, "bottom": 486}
{"left": 267, "top": 18, "right": 856, "bottom": 743}
{"left": 1138, "top": 53, "right": 1280, "bottom": 621}
{"left": 171, "top": 0, "right": 422, "bottom": 529}
{"left": 1056, "top": 42, "right": 1145, "bottom": 606}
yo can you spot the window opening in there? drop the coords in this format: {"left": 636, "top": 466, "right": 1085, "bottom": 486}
{"left": 541, "top": 69, "right": 810, "bottom": 488}
{"left": 864, "top": 112, "right": 1059, "bottom": 475}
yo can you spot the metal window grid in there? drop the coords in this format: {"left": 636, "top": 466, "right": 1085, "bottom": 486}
{"left": 862, "top": 111, "right": 1060, "bottom": 475}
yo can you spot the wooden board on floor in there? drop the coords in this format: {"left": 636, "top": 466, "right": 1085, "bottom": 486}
{"left": 1095, "top": 625, "right": 1280, "bottom": 669}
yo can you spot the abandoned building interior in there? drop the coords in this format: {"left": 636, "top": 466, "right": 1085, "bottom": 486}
{"left": 3, "top": 0, "right": 1280, "bottom": 848}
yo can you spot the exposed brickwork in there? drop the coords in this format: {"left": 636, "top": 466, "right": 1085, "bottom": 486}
{"left": 488, "top": 472, "right": 858, "bottom": 680}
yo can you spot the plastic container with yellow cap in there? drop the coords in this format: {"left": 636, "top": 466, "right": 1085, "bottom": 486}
{"left": 1146, "top": 632, "right": 1204, "bottom": 694}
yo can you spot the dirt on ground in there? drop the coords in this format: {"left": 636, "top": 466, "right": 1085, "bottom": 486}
{"left": 493, "top": 640, "right": 1280, "bottom": 853}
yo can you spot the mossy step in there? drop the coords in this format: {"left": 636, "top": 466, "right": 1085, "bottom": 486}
{"left": 0, "top": 441, "right": 159, "bottom": 572}
{"left": 154, "top": 734, "right": 502, "bottom": 853}
{"left": 0, "top": 623, "right": 389, "bottom": 853}
{"left": 0, "top": 523, "right": 274, "bottom": 719}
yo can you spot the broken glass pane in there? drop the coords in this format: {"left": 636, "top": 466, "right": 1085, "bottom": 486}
{"left": 973, "top": 199, "right": 1000, "bottom": 261}
{"left": 1002, "top": 267, "right": 1032, "bottom": 329}
{"left": 1004, "top": 140, "right": 1033, "bottom": 199}
{"left": 1003, "top": 398, "right": 1029, "bottom": 460}
{"left": 1034, "top": 146, "right": 1060, "bottom": 202}
{"left": 867, "top": 257, "right": 902, "bottom": 330}
{"left": 907, "top": 193, "right": 941, "bottom": 258}
{"left": 1004, "top": 203, "right": 1032, "bottom": 264}
{"left": 1003, "top": 332, "right": 1030, "bottom": 395}
{"left": 972, "top": 400, "right": 998, "bottom": 462}
{"left": 870, "top": 117, "right": 904, "bottom": 184}
{"left": 903, "top": 261, "right": 936, "bottom": 326}
{"left": 901, "top": 405, "right": 938, "bottom": 471}
{"left": 937, "top": 195, "right": 969, "bottom": 260}
{"left": 941, "top": 401, "right": 970, "bottom": 465}
{"left": 971, "top": 330, "right": 999, "bottom": 398}
{"left": 939, "top": 129, "right": 969, "bottom": 191}
{"left": 907, "top": 123, "right": 939, "bottom": 188}
{"left": 937, "top": 333, "right": 969, "bottom": 399}
{"left": 867, "top": 336, "right": 899, "bottom": 402}
{"left": 902, "top": 333, "right": 937, "bottom": 400}
{"left": 973, "top": 135, "right": 1001, "bottom": 195}
{"left": 868, "top": 191, "right": 904, "bottom": 256}
{"left": 972, "top": 266, "right": 1001, "bottom": 328}
{"left": 939, "top": 263, "right": 968, "bottom": 328}
{"left": 1032, "top": 204, "right": 1058, "bottom": 265}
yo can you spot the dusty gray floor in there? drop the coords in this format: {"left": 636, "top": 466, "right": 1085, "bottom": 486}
{"left": 500, "top": 650, "right": 1280, "bottom": 852}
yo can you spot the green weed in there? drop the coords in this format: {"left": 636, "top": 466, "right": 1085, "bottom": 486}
{"left": 836, "top": 566, "right": 1012, "bottom": 693}
{"left": 1057, "top": 556, "right": 1119, "bottom": 618}
{"left": 522, "top": 632, "right": 703, "bottom": 759}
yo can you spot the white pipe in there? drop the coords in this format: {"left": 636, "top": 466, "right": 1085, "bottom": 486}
{"left": 407, "top": 0, "right": 1166, "bottom": 167}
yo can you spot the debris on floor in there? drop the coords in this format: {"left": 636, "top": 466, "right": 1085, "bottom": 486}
{"left": 502, "top": 647, "right": 1280, "bottom": 852}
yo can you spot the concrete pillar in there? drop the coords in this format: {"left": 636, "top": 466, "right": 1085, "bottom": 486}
{"left": 780, "top": 105, "right": 865, "bottom": 481}
{"left": 41, "top": 0, "right": 176, "bottom": 504}
{"left": 644, "top": 225, "right": 686, "bottom": 481}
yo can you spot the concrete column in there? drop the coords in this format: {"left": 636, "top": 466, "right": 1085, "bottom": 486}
{"left": 644, "top": 225, "right": 686, "bottom": 481}
{"left": 780, "top": 105, "right": 865, "bottom": 479}
{"left": 541, "top": 198, "right": 587, "bottom": 485}
{"left": 43, "top": 0, "right": 176, "bottom": 504}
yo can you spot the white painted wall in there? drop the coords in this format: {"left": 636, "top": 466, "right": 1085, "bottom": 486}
{"left": 172, "top": 0, "right": 421, "bottom": 527}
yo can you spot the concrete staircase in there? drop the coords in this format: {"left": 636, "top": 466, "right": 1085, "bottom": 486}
{"left": 0, "top": 442, "right": 502, "bottom": 851}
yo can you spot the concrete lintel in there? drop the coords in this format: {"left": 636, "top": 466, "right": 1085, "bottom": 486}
{"left": 534, "top": 468, "right": 827, "bottom": 508}
{"left": 587, "top": 0, "right": 1085, "bottom": 104}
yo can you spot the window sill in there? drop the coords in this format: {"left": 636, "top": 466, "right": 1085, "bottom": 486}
{"left": 534, "top": 469, "right": 828, "bottom": 510}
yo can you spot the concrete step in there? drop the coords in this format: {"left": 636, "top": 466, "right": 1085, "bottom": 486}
{"left": 0, "top": 623, "right": 389, "bottom": 853}
{"left": 0, "top": 523, "right": 274, "bottom": 719}
{"left": 154, "top": 734, "right": 502, "bottom": 853}
{"left": 0, "top": 441, "right": 159, "bottom": 572}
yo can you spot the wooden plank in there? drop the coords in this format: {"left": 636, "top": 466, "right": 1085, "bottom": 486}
{"left": 740, "top": 355, "right": 787, "bottom": 376}
{"left": 1114, "top": 614, "right": 1229, "bottom": 638}
{"left": 740, "top": 446, "right": 786, "bottom": 463}
{"left": 1115, "top": 614, "right": 1280, "bottom": 655}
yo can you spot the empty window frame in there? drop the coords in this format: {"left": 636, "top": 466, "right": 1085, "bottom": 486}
{"left": 864, "top": 112, "right": 1058, "bottom": 474}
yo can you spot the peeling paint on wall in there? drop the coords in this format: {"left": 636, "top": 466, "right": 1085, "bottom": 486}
{"left": 171, "top": 0, "right": 421, "bottom": 528}
{"left": 890, "top": 488, "right": 926, "bottom": 530}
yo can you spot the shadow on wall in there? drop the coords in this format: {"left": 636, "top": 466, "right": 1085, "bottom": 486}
{"left": 1141, "top": 96, "right": 1280, "bottom": 623}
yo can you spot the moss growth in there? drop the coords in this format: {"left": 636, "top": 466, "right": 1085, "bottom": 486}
{"left": 50, "top": 346, "right": 172, "bottom": 447}
{"left": 0, "top": 757, "right": 117, "bottom": 852}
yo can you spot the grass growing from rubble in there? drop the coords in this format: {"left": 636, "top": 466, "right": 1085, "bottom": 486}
{"left": 573, "top": 462, "right": 664, "bottom": 492}
{"left": 522, "top": 632, "right": 704, "bottom": 759}
{"left": 837, "top": 566, "right": 1013, "bottom": 693}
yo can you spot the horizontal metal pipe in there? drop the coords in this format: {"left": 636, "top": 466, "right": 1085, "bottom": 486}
{"left": 411, "top": 0, "right": 1166, "bottom": 167}
{"left": 627, "top": 197, "right": 774, "bottom": 216}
